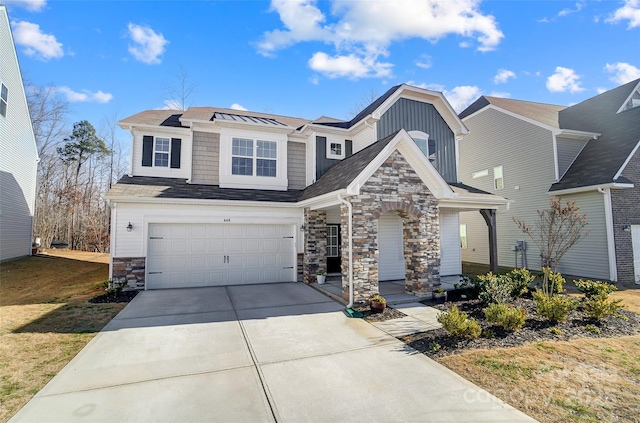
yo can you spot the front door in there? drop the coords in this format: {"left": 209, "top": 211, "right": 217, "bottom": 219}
{"left": 327, "top": 225, "right": 341, "bottom": 273}
{"left": 632, "top": 225, "right": 640, "bottom": 284}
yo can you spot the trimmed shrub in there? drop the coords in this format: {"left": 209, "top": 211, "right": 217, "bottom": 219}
{"left": 437, "top": 305, "right": 481, "bottom": 339}
{"left": 541, "top": 268, "right": 565, "bottom": 294}
{"left": 483, "top": 302, "right": 527, "bottom": 332}
{"left": 582, "top": 292, "right": 623, "bottom": 320}
{"left": 506, "top": 268, "right": 534, "bottom": 298}
{"left": 477, "top": 272, "right": 511, "bottom": 305}
{"left": 574, "top": 279, "right": 617, "bottom": 299}
{"left": 532, "top": 290, "right": 577, "bottom": 323}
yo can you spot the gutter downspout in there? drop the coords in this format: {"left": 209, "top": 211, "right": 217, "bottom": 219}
{"left": 598, "top": 187, "right": 618, "bottom": 281}
{"left": 338, "top": 192, "right": 354, "bottom": 308}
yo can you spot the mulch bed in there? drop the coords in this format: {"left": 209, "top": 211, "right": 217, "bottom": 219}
{"left": 357, "top": 305, "right": 407, "bottom": 322}
{"left": 400, "top": 292, "right": 640, "bottom": 359}
{"left": 89, "top": 290, "right": 139, "bottom": 303}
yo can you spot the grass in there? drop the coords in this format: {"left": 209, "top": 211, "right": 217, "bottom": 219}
{"left": 437, "top": 289, "right": 640, "bottom": 423}
{"left": 0, "top": 250, "right": 126, "bottom": 422}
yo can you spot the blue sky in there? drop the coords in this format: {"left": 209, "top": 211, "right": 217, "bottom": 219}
{"left": 5, "top": 0, "right": 640, "bottom": 144}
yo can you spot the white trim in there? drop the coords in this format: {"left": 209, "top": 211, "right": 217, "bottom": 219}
{"left": 326, "top": 138, "right": 345, "bottom": 160}
{"left": 128, "top": 131, "right": 134, "bottom": 177}
{"left": 106, "top": 197, "right": 301, "bottom": 208}
{"left": 109, "top": 202, "right": 117, "bottom": 279}
{"left": 472, "top": 169, "right": 488, "bottom": 179}
{"left": 557, "top": 129, "right": 600, "bottom": 140}
{"left": 599, "top": 187, "right": 618, "bottom": 281}
{"left": 549, "top": 182, "right": 634, "bottom": 196}
{"left": 552, "top": 135, "right": 560, "bottom": 182}
{"left": 614, "top": 139, "right": 640, "bottom": 180}
{"left": 616, "top": 80, "right": 640, "bottom": 114}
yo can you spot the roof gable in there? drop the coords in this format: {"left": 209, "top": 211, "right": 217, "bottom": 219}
{"left": 460, "top": 96, "right": 565, "bottom": 128}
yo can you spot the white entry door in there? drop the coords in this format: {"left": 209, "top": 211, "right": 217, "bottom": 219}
{"left": 146, "top": 223, "right": 296, "bottom": 289}
{"left": 378, "top": 212, "right": 405, "bottom": 281}
{"left": 632, "top": 225, "right": 640, "bottom": 284}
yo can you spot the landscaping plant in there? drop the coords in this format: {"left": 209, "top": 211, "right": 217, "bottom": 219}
{"left": 437, "top": 305, "right": 482, "bottom": 339}
{"left": 505, "top": 268, "right": 534, "bottom": 298}
{"left": 575, "top": 279, "right": 623, "bottom": 320}
{"left": 532, "top": 290, "right": 577, "bottom": 323}
{"left": 476, "top": 272, "right": 511, "bottom": 305}
{"left": 483, "top": 302, "right": 526, "bottom": 332}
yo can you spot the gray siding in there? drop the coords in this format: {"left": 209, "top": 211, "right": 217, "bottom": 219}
{"left": 0, "top": 6, "right": 38, "bottom": 261}
{"left": 191, "top": 131, "right": 219, "bottom": 185}
{"left": 287, "top": 141, "right": 306, "bottom": 190}
{"left": 459, "top": 108, "right": 558, "bottom": 270}
{"left": 557, "top": 137, "right": 587, "bottom": 179}
{"left": 315, "top": 137, "right": 352, "bottom": 180}
{"left": 378, "top": 98, "right": 457, "bottom": 182}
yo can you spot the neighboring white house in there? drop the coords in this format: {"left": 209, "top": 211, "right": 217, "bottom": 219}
{"left": 458, "top": 80, "right": 640, "bottom": 285}
{"left": 0, "top": 5, "right": 38, "bottom": 262}
{"left": 107, "top": 84, "right": 509, "bottom": 303}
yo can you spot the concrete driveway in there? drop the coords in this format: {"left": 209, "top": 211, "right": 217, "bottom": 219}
{"left": 11, "top": 283, "right": 535, "bottom": 422}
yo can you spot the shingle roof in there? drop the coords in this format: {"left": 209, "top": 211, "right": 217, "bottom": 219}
{"left": 460, "top": 96, "right": 566, "bottom": 128}
{"left": 550, "top": 79, "right": 640, "bottom": 191}
{"left": 299, "top": 132, "right": 398, "bottom": 201}
{"left": 119, "top": 110, "right": 188, "bottom": 128}
{"left": 106, "top": 176, "right": 301, "bottom": 202}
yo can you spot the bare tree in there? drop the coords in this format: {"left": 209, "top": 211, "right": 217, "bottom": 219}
{"left": 513, "top": 199, "right": 591, "bottom": 294}
{"left": 349, "top": 88, "right": 379, "bottom": 118}
{"left": 164, "top": 66, "right": 197, "bottom": 111}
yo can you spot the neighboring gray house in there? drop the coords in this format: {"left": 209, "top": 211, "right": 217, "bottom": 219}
{"left": 0, "top": 5, "right": 38, "bottom": 262}
{"left": 107, "top": 84, "right": 508, "bottom": 303}
{"left": 458, "top": 79, "right": 640, "bottom": 285}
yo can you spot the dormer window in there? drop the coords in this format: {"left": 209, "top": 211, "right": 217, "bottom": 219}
{"left": 622, "top": 87, "right": 640, "bottom": 112}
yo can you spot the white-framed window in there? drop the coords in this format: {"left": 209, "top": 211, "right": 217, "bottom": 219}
{"left": 408, "top": 130, "right": 435, "bottom": 162}
{"left": 460, "top": 224, "right": 468, "bottom": 249}
{"left": 232, "top": 137, "right": 277, "bottom": 177}
{"left": 493, "top": 165, "right": 504, "bottom": 190}
{"left": 327, "top": 225, "right": 340, "bottom": 257}
{"left": 326, "top": 139, "right": 345, "bottom": 159}
{"left": 154, "top": 137, "right": 170, "bottom": 167}
{"left": 0, "top": 83, "right": 7, "bottom": 118}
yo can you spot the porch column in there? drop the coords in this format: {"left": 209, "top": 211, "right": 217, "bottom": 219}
{"left": 405, "top": 210, "right": 441, "bottom": 296}
{"left": 343, "top": 202, "right": 379, "bottom": 304}
{"left": 480, "top": 208, "right": 498, "bottom": 272}
{"left": 303, "top": 208, "right": 327, "bottom": 284}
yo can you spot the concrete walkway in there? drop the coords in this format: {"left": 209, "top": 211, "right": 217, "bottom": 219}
{"left": 11, "top": 283, "right": 536, "bottom": 422}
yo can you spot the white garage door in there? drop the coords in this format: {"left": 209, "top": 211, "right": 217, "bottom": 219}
{"left": 147, "top": 223, "right": 296, "bottom": 289}
{"left": 378, "top": 212, "right": 406, "bottom": 281}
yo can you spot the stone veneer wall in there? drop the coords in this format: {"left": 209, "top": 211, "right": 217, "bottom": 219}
{"left": 611, "top": 147, "right": 640, "bottom": 285}
{"left": 112, "top": 257, "right": 145, "bottom": 289}
{"left": 303, "top": 209, "right": 327, "bottom": 284}
{"left": 341, "top": 150, "right": 440, "bottom": 304}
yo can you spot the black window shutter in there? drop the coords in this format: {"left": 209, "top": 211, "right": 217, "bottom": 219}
{"left": 170, "top": 138, "right": 181, "bottom": 168}
{"left": 345, "top": 140, "right": 353, "bottom": 158}
{"left": 142, "top": 136, "right": 153, "bottom": 167}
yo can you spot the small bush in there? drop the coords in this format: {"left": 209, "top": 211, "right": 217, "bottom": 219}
{"left": 484, "top": 302, "right": 527, "bottom": 332}
{"left": 477, "top": 272, "right": 512, "bottom": 305}
{"left": 429, "top": 342, "right": 441, "bottom": 352}
{"left": 550, "top": 327, "right": 564, "bottom": 336}
{"left": 103, "top": 279, "right": 127, "bottom": 296}
{"left": 506, "top": 268, "right": 534, "bottom": 298}
{"left": 541, "top": 268, "right": 565, "bottom": 294}
{"left": 574, "top": 279, "right": 617, "bottom": 299}
{"left": 584, "top": 324, "right": 601, "bottom": 334}
{"left": 582, "top": 292, "right": 623, "bottom": 320}
{"left": 481, "top": 328, "right": 495, "bottom": 339}
{"left": 437, "top": 305, "right": 482, "bottom": 339}
{"left": 532, "top": 290, "right": 577, "bottom": 323}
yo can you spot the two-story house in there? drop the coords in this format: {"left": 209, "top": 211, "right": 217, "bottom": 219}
{"left": 0, "top": 5, "right": 39, "bottom": 262}
{"left": 107, "top": 84, "right": 509, "bottom": 304}
{"left": 458, "top": 79, "right": 640, "bottom": 285}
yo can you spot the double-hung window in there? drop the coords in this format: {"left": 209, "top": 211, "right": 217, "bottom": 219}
{"left": 232, "top": 138, "right": 277, "bottom": 177}
{"left": 154, "top": 137, "right": 169, "bottom": 167}
{"left": 493, "top": 165, "right": 504, "bottom": 190}
{"left": 0, "top": 83, "right": 7, "bottom": 118}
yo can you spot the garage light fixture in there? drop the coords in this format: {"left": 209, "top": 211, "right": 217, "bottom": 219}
{"left": 127, "top": 222, "right": 133, "bottom": 232}
{"left": 623, "top": 225, "right": 631, "bottom": 232}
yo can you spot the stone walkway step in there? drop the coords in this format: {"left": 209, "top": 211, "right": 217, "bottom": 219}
{"left": 371, "top": 302, "right": 442, "bottom": 337}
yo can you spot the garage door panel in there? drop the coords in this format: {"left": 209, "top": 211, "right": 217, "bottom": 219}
{"left": 147, "top": 223, "right": 296, "bottom": 289}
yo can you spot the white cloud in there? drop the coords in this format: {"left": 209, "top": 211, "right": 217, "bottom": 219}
{"left": 10, "top": 20, "right": 63, "bottom": 60}
{"left": 493, "top": 69, "right": 516, "bottom": 84}
{"left": 308, "top": 52, "right": 392, "bottom": 79}
{"left": 309, "top": 75, "right": 320, "bottom": 85}
{"left": 127, "top": 23, "right": 168, "bottom": 65}
{"left": 596, "top": 87, "right": 608, "bottom": 94}
{"left": 4, "top": 0, "right": 46, "bottom": 12}
{"left": 546, "top": 67, "right": 584, "bottom": 93}
{"left": 443, "top": 85, "right": 482, "bottom": 112}
{"left": 607, "top": 0, "right": 640, "bottom": 28}
{"left": 259, "top": 0, "right": 503, "bottom": 79}
{"left": 605, "top": 62, "right": 640, "bottom": 84}
{"left": 230, "top": 103, "right": 248, "bottom": 111}
{"left": 56, "top": 86, "right": 113, "bottom": 103}
{"left": 489, "top": 91, "right": 511, "bottom": 98}
{"left": 415, "top": 54, "right": 432, "bottom": 69}
{"left": 162, "top": 99, "right": 182, "bottom": 110}
{"left": 558, "top": 1, "right": 585, "bottom": 17}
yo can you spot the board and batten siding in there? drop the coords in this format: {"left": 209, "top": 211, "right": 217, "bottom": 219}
{"left": 131, "top": 131, "right": 191, "bottom": 179}
{"left": 377, "top": 98, "right": 457, "bottom": 183}
{"left": 112, "top": 202, "right": 305, "bottom": 260}
{"left": 459, "top": 107, "right": 559, "bottom": 271}
{"left": 0, "top": 5, "right": 38, "bottom": 261}
{"left": 287, "top": 141, "right": 306, "bottom": 190}
{"left": 191, "top": 131, "right": 220, "bottom": 185}
{"left": 439, "top": 209, "right": 462, "bottom": 276}
{"left": 556, "top": 137, "right": 588, "bottom": 179}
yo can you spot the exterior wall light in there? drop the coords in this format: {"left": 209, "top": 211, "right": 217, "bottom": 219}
{"left": 623, "top": 225, "right": 631, "bottom": 233}
{"left": 127, "top": 222, "right": 133, "bottom": 232}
